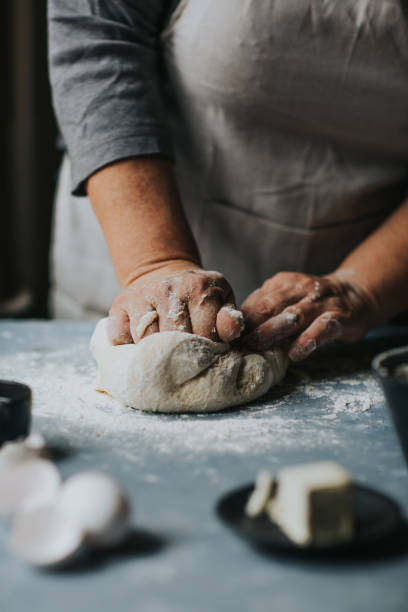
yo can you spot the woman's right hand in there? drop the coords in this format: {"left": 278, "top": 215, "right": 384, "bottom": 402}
{"left": 107, "top": 262, "right": 244, "bottom": 345}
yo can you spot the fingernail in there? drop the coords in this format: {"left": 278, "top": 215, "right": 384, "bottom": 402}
{"left": 222, "top": 305, "right": 245, "bottom": 332}
{"left": 321, "top": 316, "right": 342, "bottom": 341}
{"left": 284, "top": 312, "right": 299, "bottom": 324}
{"left": 289, "top": 339, "right": 317, "bottom": 361}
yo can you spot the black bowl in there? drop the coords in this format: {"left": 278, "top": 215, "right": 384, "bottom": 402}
{"left": 0, "top": 380, "right": 31, "bottom": 446}
{"left": 372, "top": 346, "right": 408, "bottom": 466}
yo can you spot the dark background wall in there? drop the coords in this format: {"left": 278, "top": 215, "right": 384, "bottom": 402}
{"left": 1, "top": 0, "right": 61, "bottom": 318}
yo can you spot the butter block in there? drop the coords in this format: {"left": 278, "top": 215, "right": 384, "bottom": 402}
{"left": 267, "top": 461, "right": 354, "bottom": 546}
{"left": 245, "top": 470, "right": 275, "bottom": 518}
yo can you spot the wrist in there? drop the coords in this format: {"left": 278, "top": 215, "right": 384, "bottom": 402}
{"left": 123, "top": 258, "right": 201, "bottom": 288}
{"left": 326, "top": 267, "right": 383, "bottom": 327}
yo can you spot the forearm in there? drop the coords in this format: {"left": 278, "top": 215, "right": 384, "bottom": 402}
{"left": 333, "top": 197, "right": 408, "bottom": 324}
{"left": 87, "top": 157, "right": 201, "bottom": 287}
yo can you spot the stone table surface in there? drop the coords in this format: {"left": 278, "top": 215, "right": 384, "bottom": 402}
{"left": 0, "top": 320, "right": 407, "bottom": 612}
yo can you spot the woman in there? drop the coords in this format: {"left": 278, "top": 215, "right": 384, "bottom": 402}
{"left": 48, "top": 0, "right": 408, "bottom": 360}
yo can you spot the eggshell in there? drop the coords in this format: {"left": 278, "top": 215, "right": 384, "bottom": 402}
{"left": 0, "top": 433, "right": 48, "bottom": 469}
{"left": 10, "top": 504, "right": 84, "bottom": 567}
{"left": 0, "top": 459, "right": 61, "bottom": 516}
{"left": 57, "top": 471, "right": 130, "bottom": 548}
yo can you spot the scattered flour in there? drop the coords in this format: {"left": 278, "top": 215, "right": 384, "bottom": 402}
{"left": 0, "top": 325, "right": 385, "bottom": 465}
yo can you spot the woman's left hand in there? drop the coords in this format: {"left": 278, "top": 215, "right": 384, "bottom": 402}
{"left": 241, "top": 271, "right": 379, "bottom": 361}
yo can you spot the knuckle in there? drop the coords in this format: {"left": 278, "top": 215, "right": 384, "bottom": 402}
{"left": 311, "top": 280, "right": 323, "bottom": 296}
{"left": 284, "top": 306, "right": 302, "bottom": 323}
{"left": 195, "top": 276, "right": 209, "bottom": 291}
{"left": 265, "top": 271, "right": 290, "bottom": 286}
{"left": 187, "top": 272, "right": 208, "bottom": 290}
{"left": 318, "top": 312, "right": 343, "bottom": 338}
{"left": 254, "top": 296, "right": 274, "bottom": 317}
{"left": 242, "top": 288, "right": 261, "bottom": 306}
{"left": 320, "top": 311, "right": 336, "bottom": 322}
{"left": 306, "top": 287, "right": 323, "bottom": 302}
{"left": 159, "top": 280, "right": 173, "bottom": 297}
{"left": 295, "top": 276, "right": 313, "bottom": 292}
{"left": 207, "top": 276, "right": 226, "bottom": 291}
{"left": 262, "top": 278, "right": 274, "bottom": 290}
{"left": 207, "top": 270, "right": 224, "bottom": 281}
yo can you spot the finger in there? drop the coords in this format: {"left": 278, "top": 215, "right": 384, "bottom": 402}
{"left": 108, "top": 309, "right": 133, "bottom": 345}
{"left": 243, "top": 292, "right": 339, "bottom": 350}
{"left": 134, "top": 310, "right": 159, "bottom": 339}
{"left": 156, "top": 295, "right": 192, "bottom": 333}
{"left": 141, "top": 319, "right": 160, "bottom": 337}
{"left": 244, "top": 310, "right": 301, "bottom": 350}
{"left": 188, "top": 288, "right": 223, "bottom": 341}
{"left": 216, "top": 304, "right": 245, "bottom": 342}
{"left": 129, "top": 307, "right": 159, "bottom": 343}
{"left": 203, "top": 271, "right": 235, "bottom": 303}
{"left": 241, "top": 288, "right": 305, "bottom": 332}
{"left": 288, "top": 312, "right": 343, "bottom": 361}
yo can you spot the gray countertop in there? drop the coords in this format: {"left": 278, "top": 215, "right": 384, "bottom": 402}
{"left": 0, "top": 320, "right": 407, "bottom": 612}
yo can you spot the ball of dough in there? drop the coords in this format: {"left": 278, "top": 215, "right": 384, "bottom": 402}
{"left": 90, "top": 318, "right": 288, "bottom": 413}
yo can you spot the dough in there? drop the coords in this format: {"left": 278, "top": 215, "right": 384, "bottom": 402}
{"left": 90, "top": 318, "right": 288, "bottom": 413}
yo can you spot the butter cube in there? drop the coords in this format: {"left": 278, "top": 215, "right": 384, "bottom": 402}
{"left": 245, "top": 470, "right": 275, "bottom": 518}
{"left": 267, "top": 461, "right": 353, "bottom": 546}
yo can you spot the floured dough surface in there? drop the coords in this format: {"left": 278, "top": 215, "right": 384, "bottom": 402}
{"left": 90, "top": 318, "right": 288, "bottom": 413}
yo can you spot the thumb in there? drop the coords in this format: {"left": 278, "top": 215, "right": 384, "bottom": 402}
{"left": 216, "top": 304, "right": 245, "bottom": 342}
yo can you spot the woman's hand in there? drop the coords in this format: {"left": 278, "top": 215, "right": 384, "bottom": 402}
{"left": 241, "top": 271, "right": 379, "bottom": 361}
{"left": 108, "top": 262, "right": 244, "bottom": 345}
{"left": 88, "top": 159, "right": 244, "bottom": 345}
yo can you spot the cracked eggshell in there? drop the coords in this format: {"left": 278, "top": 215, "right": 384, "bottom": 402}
{"left": 0, "top": 458, "right": 61, "bottom": 516}
{"left": 10, "top": 504, "right": 84, "bottom": 568}
{"left": 57, "top": 471, "right": 130, "bottom": 549}
{"left": 0, "top": 433, "right": 48, "bottom": 469}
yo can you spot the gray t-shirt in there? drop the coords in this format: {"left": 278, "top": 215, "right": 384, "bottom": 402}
{"left": 48, "top": 0, "right": 178, "bottom": 196}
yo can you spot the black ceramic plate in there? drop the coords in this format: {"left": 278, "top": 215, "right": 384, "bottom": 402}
{"left": 216, "top": 483, "right": 403, "bottom": 555}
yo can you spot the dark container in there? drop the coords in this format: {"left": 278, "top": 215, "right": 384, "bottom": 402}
{"left": 0, "top": 380, "right": 31, "bottom": 446}
{"left": 372, "top": 346, "right": 408, "bottom": 466}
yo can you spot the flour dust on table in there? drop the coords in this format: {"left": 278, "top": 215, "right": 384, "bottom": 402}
{"left": 90, "top": 318, "right": 288, "bottom": 413}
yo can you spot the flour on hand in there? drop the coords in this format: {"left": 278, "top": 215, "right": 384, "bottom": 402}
{"left": 90, "top": 318, "right": 288, "bottom": 413}
{"left": 134, "top": 311, "right": 158, "bottom": 339}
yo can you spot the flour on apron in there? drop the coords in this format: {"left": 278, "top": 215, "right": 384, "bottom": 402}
{"left": 51, "top": 0, "right": 408, "bottom": 316}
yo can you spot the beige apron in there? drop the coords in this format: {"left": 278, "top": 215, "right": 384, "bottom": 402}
{"left": 51, "top": 0, "right": 408, "bottom": 317}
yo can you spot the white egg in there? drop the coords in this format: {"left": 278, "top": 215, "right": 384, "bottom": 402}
{"left": 57, "top": 471, "right": 130, "bottom": 548}
{"left": 0, "top": 458, "right": 61, "bottom": 516}
{"left": 10, "top": 504, "right": 84, "bottom": 567}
